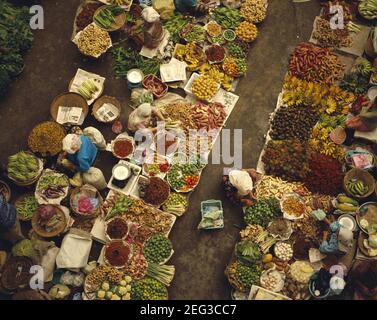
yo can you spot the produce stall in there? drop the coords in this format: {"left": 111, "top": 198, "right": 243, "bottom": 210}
{"left": 225, "top": 0, "right": 377, "bottom": 301}
{"left": 0, "top": 0, "right": 269, "bottom": 300}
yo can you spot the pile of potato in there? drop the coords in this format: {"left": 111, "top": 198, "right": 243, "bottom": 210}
{"left": 240, "top": 0, "right": 268, "bottom": 23}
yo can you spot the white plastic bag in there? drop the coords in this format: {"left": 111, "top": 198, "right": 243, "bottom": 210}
{"left": 83, "top": 167, "right": 107, "bottom": 190}
{"left": 83, "top": 127, "right": 106, "bottom": 150}
{"left": 142, "top": 7, "right": 160, "bottom": 22}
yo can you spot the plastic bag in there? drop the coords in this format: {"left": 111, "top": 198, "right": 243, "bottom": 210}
{"left": 83, "top": 167, "right": 107, "bottom": 190}
{"left": 142, "top": 7, "right": 160, "bottom": 22}
{"left": 83, "top": 127, "right": 106, "bottom": 150}
{"left": 131, "top": 88, "right": 154, "bottom": 106}
{"left": 152, "top": 0, "right": 175, "bottom": 20}
{"left": 41, "top": 246, "right": 60, "bottom": 282}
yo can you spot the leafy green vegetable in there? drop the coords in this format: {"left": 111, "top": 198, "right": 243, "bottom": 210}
{"left": 235, "top": 240, "right": 262, "bottom": 265}
{"left": 12, "top": 239, "right": 34, "bottom": 257}
{"left": 0, "top": 52, "right": 23, "bottom": 77}
{"left": 163, "top": 13, "right": 190, "bottom": 44}
{"left": 106, "top": 195, "right": 134, "bottom": 220}
{"left": 213, "top": 7, "right": 242, "bottom": 29}
{"left": 111, "top": 46, "right": 160, "bottom": 79}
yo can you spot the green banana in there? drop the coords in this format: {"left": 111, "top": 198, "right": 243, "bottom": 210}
{"left": 337, "top": 195, "right": 358, "bottom": 206}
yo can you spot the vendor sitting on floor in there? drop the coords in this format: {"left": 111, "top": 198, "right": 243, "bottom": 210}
{"left": 61, "top": 133, "right": 97, "bottom": 173}
{"left": 127, "top": 103, "right": 165, "bottom": 134}
{"left": 222, "top": 169, "right": 261, "bottom": 207}
{"left": 0, "top": 195, "right": 24, "bottom": 244}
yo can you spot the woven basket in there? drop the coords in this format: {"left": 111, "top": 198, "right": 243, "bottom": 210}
{"left": 93, "top": 6, "right": 127, "bottom": 32}
{"left": 8, "top": 152, "right": 44, "bottom": 187}
{"left": 50, "top": 92, "right": 88, "bottom": 123}
{"left": 92, "top": 95, "right": 121, "bottom": 123}
{"left": 31, "top": 205, "right": 67, "bottom": 238}
{"left": 343, "top": 168, "right": 375, "bottom": 200}
{"left": 70, "top": 185, "right": 103, "bottom": 219}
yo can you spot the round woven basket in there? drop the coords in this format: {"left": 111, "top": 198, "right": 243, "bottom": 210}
{"left": 50, "top": 92, "right": 88, "bottom": 123}
{"left": 92, "top": 95, "right": 122, "bottom": 123}
{"left": 7, "top": 152, "right": 44, "bottom": 187}
{"left": 70, "top": 186, "right": 103, "bottom": 219}
{"left": 343, "top": 168, "right": 375, "bottom": 200}
{"left": 93, "top": 6, "right": 127, "bottom": 32}
{"left": 31, "top": 205, "right": 67, "bottom": 238}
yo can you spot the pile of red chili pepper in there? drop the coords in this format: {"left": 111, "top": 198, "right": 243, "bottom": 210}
{"left": 140, "top": 177, "right": 170, "bottom": 206}
{"left": 104, "top": 240, "right": 130, "bottom": 267}
{"left": 113, "top": 139, "right": 134, "bottom": 158}
{"left": 106, "top": 217, "right": 129, "bottom": 240}
{"left": 288, "top": 43, "right": 345, "bottom": 84}
{"left": 304, "top": 153, "right": 343, "bottom": 196}
{"left": 205, "top": 45, "right": 226, "bottom": 63}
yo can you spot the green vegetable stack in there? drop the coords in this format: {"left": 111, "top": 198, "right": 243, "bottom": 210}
{"left": 77, "top": 79, "right": 99, "bottom": 100}
{"left": 346, "top": 179, "right": 370, "bottom": 197}
{"left": 226, "top": 260, "right": 262, "bottom": 292}
{"left": 163, "top": 13, "right": 190, "bottom": 43}
{"left": 12, "top": 239, "right": 34, "bottom": 258}
{"left": 235, "top": 240, "right": 262, "bottom": 266}
{"left": 144, "top": 234, "right": 173, "bottom": 264}
{"left": 106, "top": 195, "right": 134, "bottom": 220}
{"left": 0, "top": 0, "right": 34, "bottom": 96}
{"left": 94, "top": 5, "right": 124, "bottom": 29}
{"left": 131, "top": 277, "right": 168, "bottom": 300}
{"left": 213, "top": 7, "right": 242, "bottom": 29}
{"left": 16, "top": 196, "right": 39, "bottom": 220}
{"left": 244, "top": 198, "right": 281, "bottom": 227}
{"left": 7, "top": 151, "right": 39, "bottom": 182}
{"left": 111, "top": 47, "right": 160, "bottom": 79}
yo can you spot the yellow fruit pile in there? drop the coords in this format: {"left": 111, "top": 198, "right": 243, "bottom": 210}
{"left": 235, "top": 21, "right": 258, "bottom": 42}
{"left": 192, "top": 75, "right": 218, "bottom": 100}
{"left": 199, "top": 63, "right": 234, "bottom": 91}
{"left": 241, "top": 0, "right": 267, "bottom": 23}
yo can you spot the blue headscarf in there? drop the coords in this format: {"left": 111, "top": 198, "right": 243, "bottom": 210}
{"left": 0, "top": 195, "right": 17, "bottom": 230}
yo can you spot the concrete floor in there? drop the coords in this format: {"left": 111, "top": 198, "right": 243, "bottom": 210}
{"left": 0, "top": 0, "right": 320, "bottom": 299}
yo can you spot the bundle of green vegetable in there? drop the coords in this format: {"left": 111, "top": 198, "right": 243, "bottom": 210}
{"left": 77, "top": 79, "right": 99, "bottom": 100}
{"left": 359, "top": 0, "right": 377, "bottom": 20}
{"left": 163, "top": 13, "right": 190, "bottom": 43}
{"left": 162, "top": 193, "right": 188, "bottom": 216}
{"left": 111, "top": 46, "right": 160, "bottom": 79}
{"left": 7, "top": 151, "right": 40, "bottom": 182}
{"left": 244, "top": 198, "right": 281, "bottom": 227}
{"left": 131, "top": 277, "right": 168, "bottom": 300}
{"left": 105, "top": 195, "right": 134, "bottom": 220}
{"left": 37, "top": 174, "right": 69, "bottom": 195}
{"left": 12, "top": 239, "right": 34, "bottom": 258}
{"left": 235, "top": 241, "right": 262, "bottom": 265}
{"left": 94, "top": 5, "right": 124, "bottom": 29}
{"left": 147, "top": 263, "right": 175, "bottom": 286}
{"left": 340, "top": 59, "right": 373, "bottom": 95}
{"left": 213, "top": 7, "right": 242, "bottom": 29}
{"left": 0, "top": 0, "right": 33, "bottom": 96}
{"left": 16, "top": 195, "right": 39, "bottom": 220}
{"left": 144, "top": 234, "right": 173, "bottom": 264}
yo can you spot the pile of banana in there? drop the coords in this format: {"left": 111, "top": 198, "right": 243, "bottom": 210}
{"left": 334, "top": 194, "right": 359, "bottom": 212}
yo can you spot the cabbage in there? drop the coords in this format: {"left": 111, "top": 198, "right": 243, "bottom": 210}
{"left": 12, "top": 239, "right": 34, "bottom": 257}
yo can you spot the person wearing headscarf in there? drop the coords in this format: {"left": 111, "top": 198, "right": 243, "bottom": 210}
{"left": 222, "top": 168, "right": 261, "bottom": 206}
{"left": 127, "top": 103, "right": 165, "bottom": 133}
{"left": 0, "top": 195, "right": 24, "bottom": 244}
{"left": 349, "top": 260, "right": 377, "bottom": 300}
{"left": 61, "top": 133, "right": 97, "bottom": 173}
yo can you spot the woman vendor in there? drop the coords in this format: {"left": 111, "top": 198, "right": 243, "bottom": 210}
{"left": 61, "top": 133, "right": 97, "bottom": 173}
{"left": 0, "top": 195, "right": 24, "bottom": 244}
{"left": 127, "top": 103, "right": 165, "bottom": 134}
{"left": 222, "top": 168, "right": 261, "bottom": 207}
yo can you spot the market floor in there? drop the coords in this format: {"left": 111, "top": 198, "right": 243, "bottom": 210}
{"left": 0, "top": 0, "right": 320, "bottom": 299}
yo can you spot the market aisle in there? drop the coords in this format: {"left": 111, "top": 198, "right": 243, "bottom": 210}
{"left": 0, "top": 0, "right": 319, "bottom": 299}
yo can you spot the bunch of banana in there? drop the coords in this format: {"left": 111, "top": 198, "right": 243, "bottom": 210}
{"left": 347, "top": 179, "right": 369, "bottom": 197}
{"left": 335, "top": 194, "right": 358, "bottom": 212}
{"left": 7, "top": 151, "right": 39, "bottom": 182}
{"left": 357, "top": 58, "right": 373, "bottom": 77}
{"left": 359, "top": 0, "right": 377, "bottom": 20}
{"left": 77, "top": 79, "right": 99, "bottom": 100}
